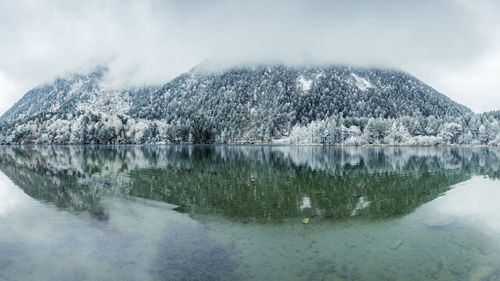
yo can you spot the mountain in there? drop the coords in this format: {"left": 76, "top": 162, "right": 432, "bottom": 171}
{"left": 135, "top": 64, "right": 470, "bottom": 120}
{"left": 2, "top": 64, "right": 470, "bottom": 122}
{"left": 129, "top": 64, "right": 471, "bottom": 142}
{"left": 1, "top": 63, "right": 499, "bottom": 145}
{"left": 0, "top": 66, "right": 158, "bottom": 121}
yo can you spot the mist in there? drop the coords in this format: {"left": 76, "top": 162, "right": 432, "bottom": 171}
{"left": 1, "top": 0, "right": 500, "bottom": 114}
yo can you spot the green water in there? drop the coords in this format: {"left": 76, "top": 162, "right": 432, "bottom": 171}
{"left": 0, "top": 145, "right": 500, "bottom": 281}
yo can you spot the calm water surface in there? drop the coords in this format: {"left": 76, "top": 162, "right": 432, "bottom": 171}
{"left": 0, "top": 145, "right": 500, "bottom": 281}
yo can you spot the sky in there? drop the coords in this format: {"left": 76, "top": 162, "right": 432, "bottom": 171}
{"left": 1, "top": 0, "right": 500, "bottom": 115}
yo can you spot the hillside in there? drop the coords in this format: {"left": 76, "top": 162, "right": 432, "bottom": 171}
{"left": 0, "top": 66, "right": 157, "bottom": 121}
{"left": 136, "top": 64, "right": 470, "bottom": 120}
{"left": 0, "top": 64, "right": 499, "bottom": 145}
{"left": 128, "top": 64, "right": 471, "bottom": 142}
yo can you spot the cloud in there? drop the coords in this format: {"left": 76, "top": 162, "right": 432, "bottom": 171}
{"left": 0, "top": 0, "right": 499, "bottom": 114}
{"left": 0, "top": 72, "right": 21, "bottom": 116}
{"left": 431, "top": 33, "right": 500, "bottom": 112}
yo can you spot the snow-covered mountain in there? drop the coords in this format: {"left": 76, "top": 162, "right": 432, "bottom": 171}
{"left": 2, "top": 64, "right": 470, "bottom": 122}
{"left": 1, "top": 63, "right": 498, "bottom": 145}
{"left": 135, "top": 64, "right": 470, "bottom": 121}
{"left": 0, "top": 66, "right": 158, "bottom": 121}
{"left": 129, "top": 65, "right": 471, "bottom": 143}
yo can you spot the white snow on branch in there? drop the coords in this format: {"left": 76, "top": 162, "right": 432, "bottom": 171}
{"left": 297, "top": 75, "right": 312, "bottom": 92}
{"left": 350, "top": 73, "right": 373, "bottom": 91}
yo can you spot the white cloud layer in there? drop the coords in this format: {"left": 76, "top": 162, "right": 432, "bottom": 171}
{"left": 1, "top": 0, "right": 500, "bottom": 114}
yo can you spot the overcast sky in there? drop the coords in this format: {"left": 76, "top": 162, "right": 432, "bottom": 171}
{"left": 1, "top": 0, "right": 500, "bottom": 115}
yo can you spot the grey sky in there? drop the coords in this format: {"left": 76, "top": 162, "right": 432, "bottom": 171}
{"left": 1, "top": 0, "right": 499, "bottom": 115}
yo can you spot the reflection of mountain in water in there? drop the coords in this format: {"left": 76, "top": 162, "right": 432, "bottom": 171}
{"left": 0, "top": 146, "right": 499, "bottom": 222}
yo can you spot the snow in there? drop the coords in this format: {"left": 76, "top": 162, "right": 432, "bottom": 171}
{"left": 350, "top": 73, "right": 373, "bottom": 91}
{"left": 297, "top": 75, "right": 312, "bottom": 91}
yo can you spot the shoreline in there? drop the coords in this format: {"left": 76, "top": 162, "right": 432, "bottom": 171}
{"left": 0, "top": 143, "right": 498, "bottom": 147}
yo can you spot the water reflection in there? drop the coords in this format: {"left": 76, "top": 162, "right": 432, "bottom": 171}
{"left": 0, "top": 172, "right": 222, "bottom": 281}
{"left": 1, "top": 145, "right": 500, "bottom": 281}
{"left": 425, "top": 176, "right": 500, "bottom": 233}
{"left": 1, "top": 145, "right": 499, "bottom": 222}
{"left": 0, "top": 173, "right": 31, "bottom": 217}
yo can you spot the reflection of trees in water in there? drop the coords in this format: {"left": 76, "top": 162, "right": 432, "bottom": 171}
{"left": 2, "top": 145, "right": 500, "bottom": 176}
{"left": 0, "top": 160, "right": 109, "bottom": 220}
{"left": 129, "top": 166, "right": 469, "bottom": 221}
{"left": 153, "top": 222, "right": 239, "bottom": 281}
{"left": 0, "top": 145, "right": 499, "bottom": 222}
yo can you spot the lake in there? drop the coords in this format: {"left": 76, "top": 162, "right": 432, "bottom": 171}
{"left": 0, "top": 145, "right": 500, "bottom": 281}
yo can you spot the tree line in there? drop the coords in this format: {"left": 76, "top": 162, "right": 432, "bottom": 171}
{"left": 1, "top": 109, "right": 499, "bottom": 145}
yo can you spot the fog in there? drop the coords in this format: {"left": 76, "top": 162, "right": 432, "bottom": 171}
{"left": 1, "top": 0, "right": 500, "bottom": 114}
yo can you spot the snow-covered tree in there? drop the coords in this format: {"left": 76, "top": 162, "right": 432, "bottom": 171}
{"left": 385, "top": 122, "right": 410, "bottom": 145}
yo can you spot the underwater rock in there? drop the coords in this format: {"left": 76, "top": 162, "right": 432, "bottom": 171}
{"left": 469, "top": 266, "right": 494, "bottom": 281}
{"left": 389, "top": 240, "right": 404, "bottom": 250}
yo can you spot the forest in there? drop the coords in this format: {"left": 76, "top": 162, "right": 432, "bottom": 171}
{"left": 1, "top": 109, "right": 499, "bottom": 145}
{"left": 0, "top": 65, "right": 498, "bottom": 145}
